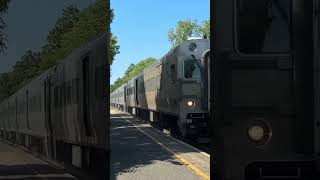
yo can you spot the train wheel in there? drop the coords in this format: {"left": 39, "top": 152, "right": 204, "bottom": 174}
{"left": 169, "top": 121, "right": 180, "bottom": 137}
{"left": 181, "top": 125, "right": 196, "bottom": 139}
{"left": 181, "top": 128, "right": 188, "bottom": 139}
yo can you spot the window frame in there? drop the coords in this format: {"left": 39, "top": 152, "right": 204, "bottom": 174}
{"left": 170, "top": 64, "right": 176, "bottom": 83}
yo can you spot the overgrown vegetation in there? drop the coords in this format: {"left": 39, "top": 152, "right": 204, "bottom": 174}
{"left": 0, "top": 1, "right": 119, "bottom": 100}
{"left": 110, "top": 57, "right": 157, "bottom": 92}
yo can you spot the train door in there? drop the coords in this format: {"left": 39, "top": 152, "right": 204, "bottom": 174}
{"left": 15, "top": 97, "right": 18, "bottom": 143}
{"left": 7, "top": 102, "right": 10, "bottom": 141}
{"left": 124, "top": 85, "right": 127, "bottom": 112}
{"left": 135, "top": 78, "right": 139, "bottom": 105}
{"left": 25, "top": 90, "right": 30, "bottom": 147}
{"left": 202, "top": 50, "right": 210, "bottom": 111}
{"left": 26, "top": 90, "right": 30, "bottom": 130}
{"left": 44, "top": 79, "right": 55, "bottom": 159}
{"left": 207, "top": 55, "right": 210, "bottom": 111}
{"left": 212, "top": 0, "right": 316, "bottom": 179}
{"left": 83, "top": 57, "right": 92, "bottom": 136}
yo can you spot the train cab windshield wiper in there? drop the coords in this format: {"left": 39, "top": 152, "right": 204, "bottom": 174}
{"left": 190, "top": 55, "right": 201, "bottom": 70}
{"left": 190, "top": 55, "right": 202, "bottom": 82}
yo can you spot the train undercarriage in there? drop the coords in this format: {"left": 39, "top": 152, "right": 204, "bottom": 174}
{"left": 113, "top": 105, "right": 209, "bottom": 143}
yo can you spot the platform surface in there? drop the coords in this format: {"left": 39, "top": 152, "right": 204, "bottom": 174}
{"left": 110, "top": 108, "right": 210, "bottom": 180}
{"left": 0, "top": 140, "right": 78, "bottom": 180}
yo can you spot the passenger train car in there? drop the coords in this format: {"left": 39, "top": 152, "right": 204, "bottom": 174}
{"left": 0, "top": 33, "right": 108, "bottom": 176}
{"left": 111, "top": 38, "right": 210, "bottom": 137}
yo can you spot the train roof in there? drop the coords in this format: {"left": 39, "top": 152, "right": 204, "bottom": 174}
{"left": 131, "top": 39, "right": 209, "bottom": 78}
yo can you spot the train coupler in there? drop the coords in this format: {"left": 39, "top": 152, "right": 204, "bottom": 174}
{"left": 184, "top": 113, "right": 209, "bottom": 140}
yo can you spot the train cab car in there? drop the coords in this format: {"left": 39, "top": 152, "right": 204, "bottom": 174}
{"left": 212, "top": 0, "right": 319, "bottom": 179}
{"left": 111, "top": 38, "right": 210, "bottom": 138}
{"left": 156, "top": 38, "right": 210, "bottom": 137}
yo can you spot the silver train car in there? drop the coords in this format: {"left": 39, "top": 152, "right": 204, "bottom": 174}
{"left": 111, "top": 38, "right": 210, "bottom": 137}
{"left": 0, "top": 33, "right": 108, "bottom": 175}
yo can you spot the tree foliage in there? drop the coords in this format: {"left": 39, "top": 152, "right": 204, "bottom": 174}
{"left": 110, "top": 57, "right": 157, "bottom": 92}
{"left": 0, "top": 0, "right": 119, "bottom": 100}
{"left": 46, "top": 6, "right": 80, "bottom": 51}
{"left": 168, "top": 19, "right": 210, "bottom": 48}
{"left": 198, "top": 20, "right": 210, "bottom": 39}
{"left": 0, "top": 0, "right": 10, "bottom": 54}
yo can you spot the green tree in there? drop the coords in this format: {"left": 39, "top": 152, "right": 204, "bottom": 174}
{"left": 168, "top": 19, "right": 210, "bottom": 48}
{"left": 110, "top": 57, "right": 157, "bottom": 92}
{"left": 46, "top": 5, "right": 80, "bottom": 51}
{"left": 39, "top": 1, "right": 119, "bottom": 70}
{"left": 110, "top": 34, "right": 120, "bottom": 64}
{"left": 198, "top": 20, "right": 210, "bottom": 38}
{"left": 0, "top": 0, "right": 10, "bottom": 54}
{"left": 10, "top": 50, "right": 41, "bottom": 92}
{"left": 0, "top": 72, "right": 12, "bottom": 100}
{"left": 168, "top": 20, "right": 200, "bottom": 48}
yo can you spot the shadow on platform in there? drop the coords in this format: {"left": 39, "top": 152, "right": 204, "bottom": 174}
{"left": 110, "top": 112, "right": 204, "bottom": 180}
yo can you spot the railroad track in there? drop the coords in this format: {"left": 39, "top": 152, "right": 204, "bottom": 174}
{"left": 136, "top": 115, "right": 210, "bottom": 154}
{"left": 111, "top": 107, "right": 211, "bottom": 155}
{"left": 169, "top": 132, "right": 210, "bottom": 154}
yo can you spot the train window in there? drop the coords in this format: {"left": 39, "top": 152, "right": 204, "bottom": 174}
{"left": 54, "top": 87, "right": 57, "bottom": 108}
{"left": 36, "top": 96, "right": 38, "bottom": 112}
{"left": 95, "top": 66, "right": 104, "bottom": 99}
{"left": 60, "top": 84, "right": 63, "bottom": 108}
{"left": 32, "top": 96, "right": 34, "bottom": 112}
{"left": 56, "top": 87, "right": 59, "bottom": 108}
{"left": 62, "top": 83, "right": 65, "bottom": 108}
{"left": 32, "top": 97, "right": 34, "bottom": 112}
{"left": 238, "top": 0, "right": 290, "bottom": 53}
{"left": 57, "top": 86, "right": 60, "bottom": 108}
{"left": 72, "top": 78, "right": 78, "bottom": 104}
{"left": 95, "top": 68, "right": 98, "bottom": 99}
{"left": 61, "top": 84, "right": 64, "bottom": 107}
{"left": 39, "top": 95, "right": 41, "bottom": 111}
{"left": 171, "top": 64, "right": 176, "bottom": 83}
{"left": 67, "top": 81, "right": 72, "bottom": 105}
{"left": 184, "top": 57, "right": 201, "bottom": 80}
{"left": 33, "top": 96, "right": 35, "bottom": 112}
{"left": 59, "top": 86, "right": 62, "bottom": 108}
{"left": 31, "top": 96, "right": 36, "bottom": 112}
{"left": 55, "top": 87, "right": 58, "bottom": 108}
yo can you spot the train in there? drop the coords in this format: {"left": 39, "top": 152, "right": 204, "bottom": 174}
{"left": 0, "top": 33, "right": 108, "bottom": 175}
{"left": 212, "top": 0, "right": 319, "bottom": 179}
{"left": 111, "top": 38, "right": 210, "bottom": 138}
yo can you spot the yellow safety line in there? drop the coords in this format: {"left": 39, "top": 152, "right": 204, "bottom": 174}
{"left": 119, "top": 115, "right": 210, "bottom": 180}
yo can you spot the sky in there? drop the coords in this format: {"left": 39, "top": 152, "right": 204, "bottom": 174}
{"left": 110, "top": 0, "right": 210, "bottom": 84}
{"left": 0, "top": 0, "right": 95, "bottom": 73}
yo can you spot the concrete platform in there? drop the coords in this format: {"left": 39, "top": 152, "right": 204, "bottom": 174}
{"left": 110, "top": 108, "right": 210, "bottom": 180}
{"left": 0, "top": 140, "right": 78, "bottom": 180}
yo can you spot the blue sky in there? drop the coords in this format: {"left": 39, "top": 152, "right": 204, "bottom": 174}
{"left": 110, "top": 0, "right": 210, "bottom": 84}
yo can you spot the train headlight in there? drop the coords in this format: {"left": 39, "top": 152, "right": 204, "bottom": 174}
{"left": 187, "top": 100, "right": 195, "bottom": 107}
{"left": 248, "top": 125, "right": 264, "bottom": 141}
{"left": 247, "top": 119, "right": 272, "bottom": 145}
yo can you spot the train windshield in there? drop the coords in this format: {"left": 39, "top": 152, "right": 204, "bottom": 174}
{"left": 184, "top": 57, "right": 201, "bottom": 80}
{"left": 238, "top": 0, "right": 290, "bottom": 53}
